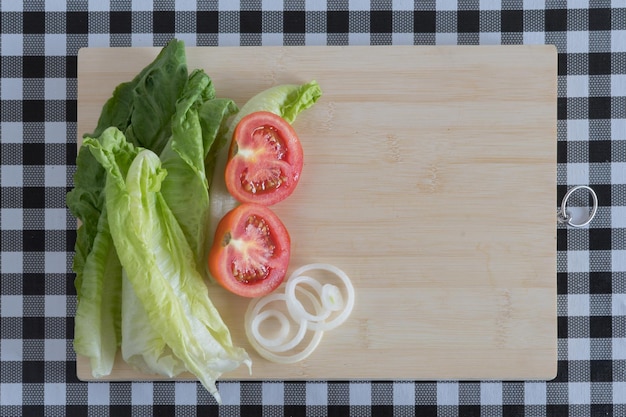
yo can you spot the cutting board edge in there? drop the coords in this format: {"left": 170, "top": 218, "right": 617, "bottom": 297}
{"left": 76, "top": 353, "right": 559, "bottom": 382}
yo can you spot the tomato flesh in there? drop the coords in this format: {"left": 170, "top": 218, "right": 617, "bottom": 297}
{"left": 225, "top": 111, "right": 303, "bottom": 206}
{"left": 230, "top": 214, "right": 275, "bottom": 283}
{"left": 209, "top": 203, "right": 290, "bottom": 298}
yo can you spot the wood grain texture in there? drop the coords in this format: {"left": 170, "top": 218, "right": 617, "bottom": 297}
{"left": 75, "top": 45, "right": 557, "bottom": 381}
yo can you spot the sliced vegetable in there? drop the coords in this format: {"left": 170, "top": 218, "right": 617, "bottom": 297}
{"left": 249, "top": 294, "right": 308, "bottom": 353}
{"left": 285, "top": 263, "right": 355, "bottom": 332}
{"left": 225, "top": 111, "right": 303, "bottom": 206}
{"left": 209, "top": 81, "right": 322, "bottom": 238}
{"left": 208, "top": 203, "right": 291, "bottom": 298}
{"left": 244, "top": 263, "right": 355, "bottom": 363}
{"left": 244, "top": 287, "right": 324, "bottom": 364}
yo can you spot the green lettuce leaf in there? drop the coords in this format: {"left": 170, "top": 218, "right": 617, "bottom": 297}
{"left": 159, "top": 69, "right": 237, "bottom": 276}
{"left": 72, "top": 209, "right": 123, "bottom": 378}
{"left": 66, "top": 144, "right": 107, "bottom": 297}
{"left": 69, "top": 38, "right": 189, "bottom": 295}
{"left": 66, "top": 40, "right": 187, "bottom": 322}
{"left": 200, "top": 98, "right": 240, "bottom": 188}
{"left": 121, "top": 270, "right": 187, "bottom": 377}
{"left": 72, "top": 128, "right": 138, "bottom": 377}
{"left": 90, "top": 39, "right": 189, "bottom": 154}
{"left": 86, "top": 129, "right": 250, "bottom": 403}
{"left": 226, "top": 80, "right": 322, "bottom": 139}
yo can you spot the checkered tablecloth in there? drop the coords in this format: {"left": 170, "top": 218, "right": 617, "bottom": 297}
{"left": 1, "top": 1, "right": 624, "bottom": 416}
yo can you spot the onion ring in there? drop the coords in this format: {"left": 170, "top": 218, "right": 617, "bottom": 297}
{"left": 284, "top": 275, "right": 332, "bottom": 323}
{"left": 250, "top": 309, "right": 290, "bottom": 348}
{"left": 244, "top": 263, "right": 354, "bottom": 363}
{"left": 244, "top": 287, "right": 324, "bottom": 364}
{"left": 286, "top": 263, "right": 355, "bottom": 331}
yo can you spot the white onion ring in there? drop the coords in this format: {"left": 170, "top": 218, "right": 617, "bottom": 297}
{"left": 246, "top": 292, "right": 307, "bottom": 353}
{"left": 284, "top": 275, "right": 332, "bottom": 323}
{"left": 244, "top": 263, "right": 354, "bottom": 364}
{"left": 247, "top": 291, "right": 306, "bottom": 352}
{"left": 244, "top": 287, "right": 324, "bottom": 364}
{"left": 250, "top": 309, "right": 290, "bottom": 348}
{"left": 285, "top": 263, "right": 355, "bottom": 332}
{"left": 251, "top": 310, "right": 307, "bottom": 353}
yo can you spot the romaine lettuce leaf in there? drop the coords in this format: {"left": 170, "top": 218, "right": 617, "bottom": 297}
{"left": 226, "top": 80, "right": 322, "bottom": 139}
{"left": 85, "top": 128, "right": 250, "bottom": 403}
{"left": 121, "top": 270, "right": 187, "bottom": 377}
{"left": 71, "top": 46, "right": 202, "bottom": 297}
{"left": 159, "top": 69, "right": 237, "bottom": 276}
{"left": 90, "top": 39, "right": 189, "bottom": 155}
{"left": 200, "top": 98, "right": 240, "bottom": 189}
{"left": 66, "top": 144, "right": 107, "bottom": 297}
{"left": 72, "top": 128, "right": 138, "bottom": 377}
{"left": 72, "top": 209, "right": 123, "bottom": 378}
{"left": 68, "top": 38, "right": 189, "bottom": 294}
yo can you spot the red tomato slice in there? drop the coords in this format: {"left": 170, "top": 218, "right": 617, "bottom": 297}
{"left": 225, "top": 111, "right": 304, "bottom": 206}
{"left": 208, "top": 203, "right": 291, "bottom": 298}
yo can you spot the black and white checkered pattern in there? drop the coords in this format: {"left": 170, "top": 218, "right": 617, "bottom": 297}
{"left": 1, "top": 1, "right": 624, "bottom": 416}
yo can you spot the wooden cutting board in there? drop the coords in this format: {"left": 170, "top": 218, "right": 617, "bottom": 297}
{"left": 76, "top": 45, "right": 557, "bottom": 381}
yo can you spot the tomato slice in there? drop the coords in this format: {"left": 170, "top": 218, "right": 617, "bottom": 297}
{"left": 208, "top": 203, "right": 291, "bottom": 298}
{"left": 225, "top": 111, "right": 304, "bottom": 206}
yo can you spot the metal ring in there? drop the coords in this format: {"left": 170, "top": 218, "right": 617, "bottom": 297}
{"left": 558, "top": 185, "right": 598, "bottom": 228}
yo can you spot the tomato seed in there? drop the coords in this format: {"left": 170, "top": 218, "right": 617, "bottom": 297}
{"left": 231, "top": 262, "right": 270, "bottom": 283}
{"left": 252, "top": 126, "right": 286, "bottom": 159}
{"left": 240, "top": 169, "right": 286, "bottom": 195}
